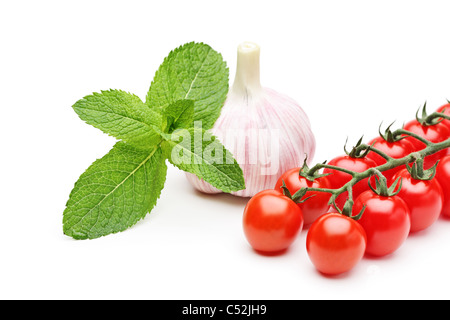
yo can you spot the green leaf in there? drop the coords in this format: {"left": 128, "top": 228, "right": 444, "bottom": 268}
{"left": 146, "top": 42, "right": 229, "bottom": 130}
{"left": 73, "top": 89, "right": 162, "bottom": 146}
{"left": 161, "top": 128, "right": 245, "bottom": 193}
{"left": 63, "top": 142, "right": 167, "bottom": 239}
{"left": 164, "top": 99, "right": 195, "bottom": 132}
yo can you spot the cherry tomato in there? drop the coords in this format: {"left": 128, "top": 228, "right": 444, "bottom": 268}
{"left": 391, "top": 168, "right": 443, "bottom": 233}
{"left": 323, "top": 155, "right": 377, "bottom": 210}
{"left": 274, "top": 168, "right": 331, "bottom": 226}
{"left": 306, "top": 212, "right": 366, "bottom": 275}
{"left": 366, "top": 136, "right": 415, "bottom": 182}
{"left": 403, "top": 120, "right": 450, "bottom": 169}
{"left": 353, "top": 190, "right": 410, "bottom": 256}
{"left": 436, "top": 103, "right": 450, "bottom": 131}
{"left": 243, "top": 189, "right": 304, "bottom": 253}
{"left": 435, "top": 155, "right": 450, "bottom": 218}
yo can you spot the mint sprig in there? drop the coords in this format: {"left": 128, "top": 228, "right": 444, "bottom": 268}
{"left": 63, "top": 42, "right": 245, "bottom": 240}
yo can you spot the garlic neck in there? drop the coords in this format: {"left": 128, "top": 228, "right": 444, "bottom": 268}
{"left": 231, "top": 42, "right": 262, "bottom": 97}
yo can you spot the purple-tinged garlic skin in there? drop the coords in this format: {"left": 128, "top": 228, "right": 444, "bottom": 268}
{"left": 185, "top": 42, "right": 315, "bottom": 197}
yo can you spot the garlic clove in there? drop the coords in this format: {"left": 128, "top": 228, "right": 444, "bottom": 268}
{"left": 185, "top": 42, "right": 316, "bottom": 197}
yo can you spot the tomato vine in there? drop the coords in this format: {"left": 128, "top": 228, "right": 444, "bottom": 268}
{"left": 291, "top": 109, "right": 450, "bottom": 219}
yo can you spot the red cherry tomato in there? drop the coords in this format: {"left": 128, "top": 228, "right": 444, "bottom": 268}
{"left": 366, "top": 136, "right": 415, "bottom": 182}
{"left": 323, "top": 156, "right": 377, "bottom": 210}
{"left": 274, "top": 168, "right": 331, "bottom": 226}
{"left": 391, "top": 168, "right": 443, "bottom": 233}
{"left": 353, "top": 190, "right": 410, "bottom": 257}
{"left": 306, "top": 212, "right": 366, "bottom": 275}
{"left": 243, "top": 189, "right": 304, "bottom": 253}
{"left": 436, "top": 103, "right": 450, "bottom": 131}
{"left": 435, "top": 155, "right": 450, "bottom": 218}
{"left": 403, "top": 120, "right": 450, "bottom": 169}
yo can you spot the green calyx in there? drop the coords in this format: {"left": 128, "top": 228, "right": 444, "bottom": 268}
{"left": 344, "top": 136, "right": 371, "bottom": 159}
{"left": 280, "top": 181, "right": 315, "bottom": 204}
{"left": 378, "top": 121, "right": 405, "bottom": 143}
{"left": 405, "top": 158, "right": 439, "bottom": 181}
{"left": 368, "top": 174, "right": 402, "bottom": 197}
{"left": 330, "top": 186, "right": 365, "bottom": 221}
{"left": 299, "top": 155, "right": 331, "bottom": 182}
{"left": 416, "top": 102, "right": 443, "bottom": 126}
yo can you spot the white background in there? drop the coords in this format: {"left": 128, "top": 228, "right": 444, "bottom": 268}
{"left": 2, "top": 0, "right": 450, "bottom": 300}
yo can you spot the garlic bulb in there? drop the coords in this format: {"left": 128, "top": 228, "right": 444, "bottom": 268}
{"left": 186, "top": 42, "right": 316, "bottom": 197}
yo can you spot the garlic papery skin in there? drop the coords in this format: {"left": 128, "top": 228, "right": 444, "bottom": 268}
{"left": 185, "top": 42, "right": 316, "bottom": 197}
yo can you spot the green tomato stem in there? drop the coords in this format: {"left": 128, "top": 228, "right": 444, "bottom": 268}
{"left": 299, "top": 117, "right": 450, "bottom": 218}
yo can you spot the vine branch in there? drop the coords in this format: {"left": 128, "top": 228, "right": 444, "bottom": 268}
{"left": 294, "top": 111, "right": 450, "bottom": 219}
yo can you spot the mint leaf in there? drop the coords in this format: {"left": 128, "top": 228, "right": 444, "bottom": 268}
{"left": 162, "top": 128, "right": 245, "bottom": 193}
{"left": 164, "top": 99, "right": 194, "bottom": 132}
{"left": 146, "top": 42, "right": 228, "bottom": 130}
{"left": 73, "top": 89, "right": 162, "bottom": 146}
{"left": 63, "top": 142, "right": 167, "bottom": 239}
